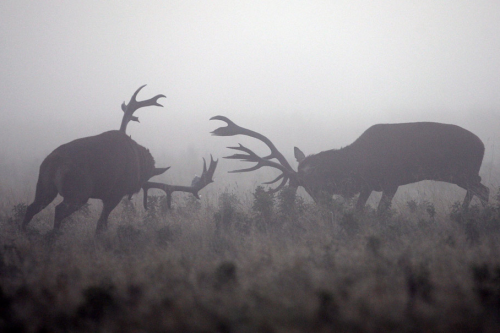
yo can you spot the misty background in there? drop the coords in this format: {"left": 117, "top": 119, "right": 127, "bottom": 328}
{"left": 1, "top": 1, "right": 499, "bottom": 208}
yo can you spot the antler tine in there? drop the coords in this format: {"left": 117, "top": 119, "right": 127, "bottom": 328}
{"left": 121, "top": 103, "right": 140, "bottom": 123}
{"left": 142, "top": 156, "right": 218, "bottom": 209}
{"left": 266, "top": 175, "right": 289, "bottom": 193}
{"left": 120, "top": 85, "right": 166, "bottom": 133}
{"left": 129, "top": 84, "right": 147, "bottom": 102}
{"left": 211, "top": 115, "right": 299, "bottom": 193}
{"left": 208, "top": 155, "right": 217, "bottom": 173}
{"left": 262, "top": 172, "right": 291, "bottom": 193}
{"left": 224, "top": 144, "right": 290, "bottom": 173}
{"left": 192, "top": 156, "right": 218, "bottom": 198}
{"left": 209, "top": 116, "right": 239, "bottom": 136}
{"left": 202, "top": 157, "right": 208, "bottom": 173}
{"left": 124, "top": 84, "right": 166, "bottom": 109}
{"left": 223, "top": 144, "right": 291, "bottom": 192}
{"left": 228, "top": 165, "right": 262, "bottom": 174}
{"left": 210, "top": 115, "right": 294, "bottom": 171}
{"left": 142, "top": 182, "right": 171, "bottom": 210}
{"left": 263, "top": 173, "right": 286, "bottom": 185}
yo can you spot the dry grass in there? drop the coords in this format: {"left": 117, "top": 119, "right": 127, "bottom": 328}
{"left": 1, "top": 190, "right": 500, "bottom": 332}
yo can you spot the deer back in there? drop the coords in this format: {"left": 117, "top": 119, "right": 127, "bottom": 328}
{"left": 298, "top": 122, "right": 485, "bottom": 194}
{"left": 43, "top": 130, "right": 158, "bottom": 200}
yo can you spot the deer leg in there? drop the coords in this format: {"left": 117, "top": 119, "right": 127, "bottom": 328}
{"left": 53, "top": 199, "right": 87, "bottom": 231}
{"left": 462, "top": 190, "right": 473, "bottom": 209}
{"left": 474, "top": 183, "right": 489, "bottom": 207}
{"left": 22, "top": 181, "right": 58, "bottom": 231}
{"left": 458, "top": 181, "right": 489, "bottom": 209}
{"left": 95, "top": 197, "right": 121, "bottom": 235}
{"left": 356, "top": 189, "right": 371, "bottom": 211}
{"left": 462, "top": 183, "right": 490, "bottom": 208}
{"left": 377, "top": 186, "right": 398, "bottom": 213}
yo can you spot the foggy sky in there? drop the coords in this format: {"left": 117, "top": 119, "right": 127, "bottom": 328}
{"left": 1, "top": 1, "right": 500, "bottom": 196}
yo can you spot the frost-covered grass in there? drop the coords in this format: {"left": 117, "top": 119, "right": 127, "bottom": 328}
{"left": 1, "top": 188, "right": 500, "bottom": 332}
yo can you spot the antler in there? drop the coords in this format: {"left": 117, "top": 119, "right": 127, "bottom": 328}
{"left": 210, "top": 115, "right": 297, "bottom": 193}
{"left": 120, "top": 85, "right": 166, "bottom": 133}
{"left": 142, "top": 156, "right": 218, "bottom": 209}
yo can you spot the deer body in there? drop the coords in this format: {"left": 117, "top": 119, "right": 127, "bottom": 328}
{"left": 298, "top": 122, "right": 489, "bottom": 210}
{"left": 23, "top": 130, "right": 165, "bottom": 233}
{"left": 211, "top": 116, "right": 489, "bottom": 212}
{"left": 40, "top": 131, "right": 157, "bottom": 201}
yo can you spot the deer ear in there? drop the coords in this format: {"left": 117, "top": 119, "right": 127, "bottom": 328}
{"left": 152, "top": 167, "right": 170, "bottom": 177}
{"left": 294, "top": 147, "right": 306, "bottom": 163}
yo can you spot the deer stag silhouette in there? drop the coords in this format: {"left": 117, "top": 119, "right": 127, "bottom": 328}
{"left": 211, "top": 116, "right": 489, "bottom": 212}
{"left": 23, "top": 85, "right": 217, "bottom": 235}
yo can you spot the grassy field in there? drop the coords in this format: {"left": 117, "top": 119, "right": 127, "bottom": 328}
{"left": 1, "top": 187, "right": 500, "bottom": 332}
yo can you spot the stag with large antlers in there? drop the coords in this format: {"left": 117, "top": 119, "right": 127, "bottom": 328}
{"left": 23, "top": 86, "right": 217, "bottom": 235}
{"left": 211, "top": 116, "right": 489, "bottom": 212}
